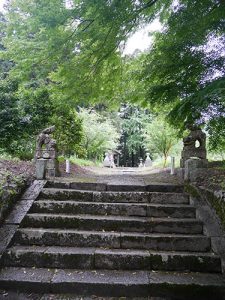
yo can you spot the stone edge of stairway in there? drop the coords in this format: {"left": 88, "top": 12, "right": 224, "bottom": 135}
{"left": 45, "top": 180, "right": 185, "bottom": 193}
{"left": 0, "top": 180, "right": 46, "bottom": 260}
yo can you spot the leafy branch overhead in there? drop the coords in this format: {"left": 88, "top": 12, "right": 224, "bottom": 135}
{"left": 0, "top": 0, "right": 224, "bottom": 157}
{"left": 1, "top": 0, "right": 160, "bottom": 103}
{"left": 140, "top": 0, "right": 225, "bottom": 148}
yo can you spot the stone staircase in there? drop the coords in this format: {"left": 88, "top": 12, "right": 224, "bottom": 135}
{"left": 0, "top": 181, "right": 225, "bottom": 299}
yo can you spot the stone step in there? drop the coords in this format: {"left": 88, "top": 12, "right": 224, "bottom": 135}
{"left": 46, "top": 181, "right": 107, "bottom": 191}
{"left": 109, "top": 184, "right": 184, "bottom": 193}
{"left": 13, "top": 228, "right": 211, "bottom": 252}
{"left": 38, "top": 189, "right": 189, "bottom": 204}
{"left": 30, "top": 201, "right": 196, "bottom": 218}
{"left": 0, "top": 267, "right": 224, "bottom": 299}
{"left": 21, "top": 214, "right": 203, "bottom": 234}
{"left": 46, "top": 181, "right": 184, "bottom": 193}
{"left": 2, "top": 246, "right": 222, "bottom": 273}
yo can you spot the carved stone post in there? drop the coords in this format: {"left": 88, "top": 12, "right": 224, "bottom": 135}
{"left": 180, "top": 125, "right": 208, "bottom": 181}
{"left": 180, "top": 126, "right": 208, "bottom": 168}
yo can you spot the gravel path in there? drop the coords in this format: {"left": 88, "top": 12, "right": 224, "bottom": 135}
{"left": 57, "top": 166, "right": 184, "bottom": 186}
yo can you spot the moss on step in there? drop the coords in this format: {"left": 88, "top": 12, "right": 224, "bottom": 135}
{"left": 54, "top": 176, "right": 98, "bottom": 183}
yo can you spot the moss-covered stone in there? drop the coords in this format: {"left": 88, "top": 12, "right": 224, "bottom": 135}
{"left": 207, "top": 192, "right": 225, "bottom": 230}
{"left": 0, "top": 175, "right": 28, "bottom": 224}
{"left": 186, "top": 184, "right": 225, "bottom": 230}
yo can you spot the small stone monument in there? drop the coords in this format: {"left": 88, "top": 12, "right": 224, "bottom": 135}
{"left": 103, "top": 152, "right": 114, "bottom": 168}
{"left": 35, "top": 126, "right": 60, "bottom": 179}
{"left": 139, "top": 158, "right": 144, "bottom": 167}
{"left": 180, "top": 125, "right": 208, "bottom": 168}
{"left": 145, "top": 153, "right": 152, "bottom": 167}
{"left": 103, "top": 152, "right": 110, "bottom": 168}
{"left": 170, "top": 156, "right": 175, "bottom": 175}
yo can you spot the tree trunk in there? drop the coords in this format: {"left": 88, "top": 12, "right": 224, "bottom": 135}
{"left": 163, "top": 154, "right": 168, "bottom": 168}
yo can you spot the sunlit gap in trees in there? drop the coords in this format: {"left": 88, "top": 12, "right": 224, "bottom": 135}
{"left": 64, "top": 0, "right": 74, "bottom": 10}
{"left": 0, "top": 0, "right": 6, "bottom": 12}
{"left": 127, "top": 1, "right": 182, "bottom": 57}
{"left": 122, "top": 18, "right": 162, "bottom": 56}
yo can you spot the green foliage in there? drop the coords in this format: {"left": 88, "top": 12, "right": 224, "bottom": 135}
{"left": 0, "top": 152, "right": 19, "bottom": 161}
{"left": 0, "top": 12, "right": 55, "bottom": 159}
{"left": 78, "top": 108, "right": 119, "bottom": 160}
{"left": 144, "top": 116, "right": 180, "bottom": 167}
{"left": 120, "top": 105, "right": 152, "bottom": 155}
{"left": 69, "top": 156, "right": 101, "bottom": 167}
{"left": 140, "top": 0, "right": 225, "bottom": 150}
{"left": 116, "top": 54, "right": 147, "bottom": 106}
{"left": 0, "top": 78, "right": 23, "bottom": 151}
{"left": 51, "top": 106, "right": 83, "bottom": 156}
{"left": 123, "top": 115, "right": 144, "bottom": 156}
{"left": 0, "top": 81, "right": 54, "bottom": 158}
{"left": 206, "top": 116, "right": 225, "bottom": 154}
{"left": 1, "top": 0, "right": 225, "bottom": 159}
{"left": 1, "top": 0, "right": 159, "bottom": 106}
{"left": 19, "top": 88, "right": 54, "bottom": 135}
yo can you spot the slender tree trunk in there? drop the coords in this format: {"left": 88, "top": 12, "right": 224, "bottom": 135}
{"left": 163, "top": 153, "right": 168, "bottom": 168}
{"left": 132, "top": 151, "right": 134, "bottom": 167}
{"left": 163, "top": 146, "right": 172, "bottom": 167}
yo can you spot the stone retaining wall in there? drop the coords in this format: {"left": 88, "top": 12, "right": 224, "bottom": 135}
{"left": 186, "top": 184, "right": 225, "bottom": 273}
{"left": 0, "top": 177, "right": 29, "bottom": 224}
{"left": 186, "top": 184, "right": 225, "bottom": 230}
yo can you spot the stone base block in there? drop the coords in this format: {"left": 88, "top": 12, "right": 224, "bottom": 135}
{"left": 35, "top": 159, "right": 47, "bottom": 180}
{"left": 184, "top": 158, "right": 208, "bottom": 182}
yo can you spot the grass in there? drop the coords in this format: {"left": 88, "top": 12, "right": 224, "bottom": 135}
{"left": 0, "top": 153, "right": 20, "bottom": 162}
{"left": 58, "top": 156, "right": 102, "bottom": 167}
{"left": 70, "top": 157, "right": 100, "bottom": 167}
{"left": 152, "top": 155, "right": 181, "bottom": 168}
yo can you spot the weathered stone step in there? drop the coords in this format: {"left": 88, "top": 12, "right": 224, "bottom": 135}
{"left": 13, "top": 228, "right": 211, "bottom": 252}
{"left": 2, "top": 246, "right": 221, "bottom": 273}
{"left": 0, "top": 267, "right": 224, "bottom": 299}
{"left": 30, "top": 201, "right": 196, "bottom": 218}
{"left": 46, "top": 181, "right": 107, "bottom": 191}
{"left": 22, "top": 214, "right": 203, "bottom": 234}
{"left": 38, "top": 189, "right": 189, "bottom": 204}
{"left": 46, "top": 181, "right": 184, "bottom": 193}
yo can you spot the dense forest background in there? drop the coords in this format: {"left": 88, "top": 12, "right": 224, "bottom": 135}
{"left": 0, "top": 0, "right": 224, "bottom": 166}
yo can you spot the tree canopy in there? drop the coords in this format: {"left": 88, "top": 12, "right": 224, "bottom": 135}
{"left": 141, "top": 0, "right": 225, "bottom": 148}
{"left": 1, "top": 0, "right": 160, "bottom": 104}
{"left": 0, "top": 0, "right": 225, "bottom": 157}
{"left": 144, "top": 116, "right": 180, "bottom": 167}
{"left": 78, "top": 108, "right": 119, "bottom": 160}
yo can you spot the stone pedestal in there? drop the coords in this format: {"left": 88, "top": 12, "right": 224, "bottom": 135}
{"left": 181, "top": 156, "right": 208, "bottom": 169}
{"left": 35, "top": 159, "right": 47, "bottom": 180}
{"left": 35, "top": 157, "right": 60, "bottom": 179}
{"left": 184, "top": 158, "right": 207, "bottom": 182}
